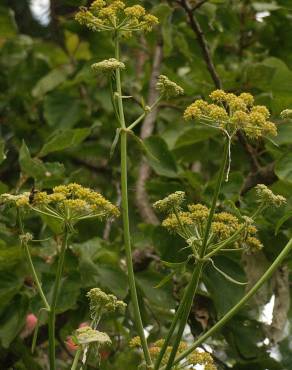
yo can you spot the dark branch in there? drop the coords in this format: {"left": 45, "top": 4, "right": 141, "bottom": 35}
{"left": 178, "top": 0, "right": 222, "bottom": 89}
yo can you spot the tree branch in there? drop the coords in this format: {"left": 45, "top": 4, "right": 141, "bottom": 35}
{"left": 135, "top": 41, "right": 163, "bottom": 225}
{"left": 178, "top": 0, "right": 222, "bottom": 89}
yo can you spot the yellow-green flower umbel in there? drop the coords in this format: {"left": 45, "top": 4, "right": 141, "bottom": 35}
{"left": 75, "top": 0, "right": 159, "bottom": 36}
{"left": 1, "top": 183, "right": 119, "bottom": 228}
{"left": 184, "top": 89, "right": 277, "bottom": 140}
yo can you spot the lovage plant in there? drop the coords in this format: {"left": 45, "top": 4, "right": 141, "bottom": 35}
{"left": 1, "top": 1, "right": 291, "bottom": 370}
{"left": 73, "top": 1, "right": 292, "bottom": 370}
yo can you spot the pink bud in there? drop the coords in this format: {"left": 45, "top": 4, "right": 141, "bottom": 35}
{"left": 66, "top": 336, "right": 79, "bottom": 352}
{"left": 20, "top": 313, "right": 38, "bottom": 338}
{"left": 78, "top": 322, "right": 89, "bottom": 328}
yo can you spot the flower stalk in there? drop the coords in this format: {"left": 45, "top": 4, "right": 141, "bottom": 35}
{"left": 155, "top": 139, "right": 229, "bottom": 370}
{"left": 161, "top": 236, "right": 292, "bottom": 369}
{"left": 48, "top": 227, "right": 70, "bottom": 370}
{"left": 114, "top": 33, "right": 152, "bottom": 368}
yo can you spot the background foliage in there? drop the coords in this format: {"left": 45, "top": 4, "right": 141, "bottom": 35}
{"left": 0, "top": 0, "right": 292, "bottom": 369}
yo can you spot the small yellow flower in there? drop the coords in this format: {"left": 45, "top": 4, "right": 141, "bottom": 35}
{"left": 129, "top": 336, "right": 142, "bottom": 348}
{"left": 239, "top": 92, "right": 254, "bottom": 106}
{"left": 209, "top": 89, "right": 227, "bottom": 102}
{"left": 124, "top": 5, "right": 146, "bottom": 18}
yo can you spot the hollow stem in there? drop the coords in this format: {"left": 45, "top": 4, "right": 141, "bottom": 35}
{"left": 114, "top": 33, "right": 152, "bottom": 368}
{"left": 48, "top": 228, "right": 69, "bottom": 370}
{"left": 163, "top": 140, "right": 229, "bottom": 370}
{"left": 163, "top": 236, "right": 292, "bottom": 369}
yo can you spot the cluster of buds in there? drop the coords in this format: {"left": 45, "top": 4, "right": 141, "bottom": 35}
{"left": 75, "top": 0, "right": 159, "bottom": 36}
{"left": 255, "top": 184, "right": 286, "bottom": 207}
{"left": 156, "top": 75, "right": 184, "bottom": 99}
{"left": 129, "top": 338, "right": 216, "bottom": 369}
{"left": 1, "top": 183, "right": 119, "bottom": 226}
{"left": 87, "top": 288, "right": 126, "bottom": 322}
{"left": 153, "top": 191, "right": 185, "bottom": 213}
{"left": 184, "top": 89, "right": 277, "bottom": 139}
{"left": 92, "top": 58, "right": 125, "bottom": 73}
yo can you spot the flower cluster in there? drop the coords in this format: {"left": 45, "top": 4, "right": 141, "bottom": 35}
{"left": 92, "top": 58, "right": 125, "bottom": 73}
{"left": 184, "top": 89, "right": 277, "bottom": 139}
{"left": 75, "top": 0, "right": 159, "bottom": 35}
{"left": 154, "top": 192, "right": 264, "bottom": 253}
{"left": 130, "top": 338, "right": 216, "bottom": 369}
{"left": 87, "top": 288, "right": 126, "bottom": 322}
{"left": 153, "top": 191, "right": 185, "bottom": 213}
{"left": 280, "top": 109, "right": 292, "bottom": 119}
{"left": 1, "top": 183, "right": 119, "bottom": 225}
{"left": 156, "top": 75, "right": 184, "bottom": 99}
{"left": 256, "top": 184, "right": 286, "bottom": 207}
{"left": 74, "top": 326, "right": 111, "bottom": 346}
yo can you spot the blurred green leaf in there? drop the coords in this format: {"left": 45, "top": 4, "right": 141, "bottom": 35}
{"left": 275, "top": 152, "right": 292, "bottom": 182}
{"left": 144, "top": 136, "right": 178, "bottom": 178}
{"left": 44, "top": 92, "right": 85, "bottom": 128}
{"left": 39, "top": 128, "right": 91, "bottom": 157}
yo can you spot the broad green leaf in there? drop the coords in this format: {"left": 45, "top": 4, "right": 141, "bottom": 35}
{"left": 0, "top": 294, "right": 29, "bottom": 348}
{"left": 204, "top": 255, "right": 245, "bottom": 316}
{"left": 19, "top": 141, "right": 65, "bottom": 185}
{"left": 136, "top": 271, "right": 175, "bottom": 308}
{"left": 39, "top": 128, "right": 91, "bottom": 157}
{"left": 95, "top": 265, "right": 128, "bottom": 298}
{"left": 44, "top": 92, "right": 85, "bottom": 128}
{"left": 0, "top": 245, "right": 23, "bottom": 271}
{"left": 275, "top": 152, "right": 292, "bottom": 182}
{"left": 144, "top": 136, "right": 178, "bottom": 178}
{"left": 32, "top": 66, "right": 72, "bottom": 98}
{"left": 273, "top": 124, "right": 292, "bottom": 145}
{"left": 275, "top": 210, "right": 292, "bottom": 234}
{"left": 0, "top": 271, "right": 23, "bottom": 309}
{"left": 174, "top": 127, "right": 217, "bottom": 149}
{"left": 19, "top": 141, "right": 47, "bottom": 179}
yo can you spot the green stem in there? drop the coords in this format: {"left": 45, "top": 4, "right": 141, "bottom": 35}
{"left": 48, "top": 229, "right": 69, "bottom": 370}
{"left": 71, "top": 348, "right": 82, "bottom": 370}
{"left": 163, "top": 140, "right": 229, "bottom": 370}
{"left": 23, "top": 242, "right": 50, "bottom": 311}
{"left": 163, "top": 236, "right": 292, "bottom": 369}
{"left": 17, "top": 209, "right": 50, "bottom": 311}
{"left": 114, "top": 33, "right": 152, "bottom": 368}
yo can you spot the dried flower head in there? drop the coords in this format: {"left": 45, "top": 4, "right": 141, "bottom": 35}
{"left": 75, "top": 0, "right": 158, "bottom": 35}
{"left": 184, "top": 90, "right": 277, "bottom": 140}
{"left": 91, "top": 58, "right": 125, "bottom": 73}
{"left": 255, "top": 184, "right": 286, "bottom": 207}
{"left": 153, "top": 191, "right": 185, "bottom": 213}
{"left": 156, "top": 75, "right": 184, "bottom": 99}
